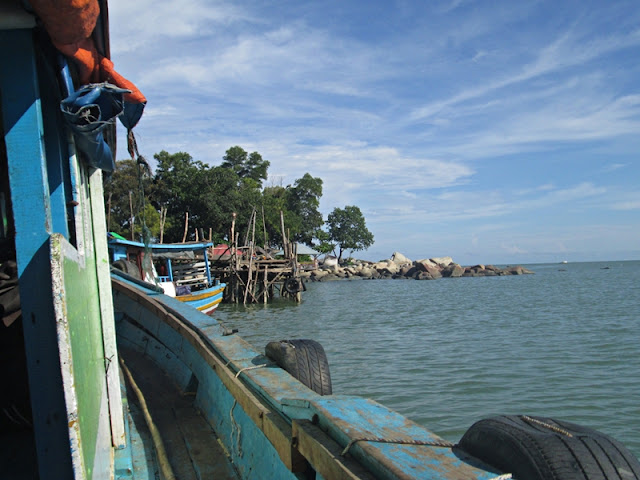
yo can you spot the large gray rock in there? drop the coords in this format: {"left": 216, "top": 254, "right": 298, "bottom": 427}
{"left": 441, "top": 264, "right": 465, "bottom": 278}
{"left": 431, "top": 256, "right": 453, "bottom": 267}
{"left": 416, "top": 258, "right": 438, "bottom": 268}
{"left": 378, "top": 262, "right": 399, "bottom": 275}
{"left": 358, "top": 267, "right": 375, "bottom": 278}
{"left": 390, "top": 252, "right": 412, "bottom": 265}
{"left": 505, "top": 266, "right": 534, "bottom": 275}
{"left": 415, "top": 271, "right": 434, "bottom": 280}
{"left": 400, "top": 264, "right": 415, "bottom": 277}
{"left": 425, "top": 265, "right": 442, "bottom": 279}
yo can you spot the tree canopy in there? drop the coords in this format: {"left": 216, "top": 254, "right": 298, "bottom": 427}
{"left": 326, "top": 205, "right": 374, "bottom": 262}
{"left": 221, "top": 146, "right": 270, "bottom": 188}
{"left": 103, "top": 148, "right": 374, "bottom": 262}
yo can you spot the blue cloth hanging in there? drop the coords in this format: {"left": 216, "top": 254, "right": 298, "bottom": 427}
{"left": 60, "top": 82, "right": 130, "bottom": 172}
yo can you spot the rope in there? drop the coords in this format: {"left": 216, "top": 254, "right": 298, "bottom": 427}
{"left": 340, "top": 436, "right": 512, "bottom": 479}
{"left": 341, "top": 436, "right": 455, "bottom": 456}
{"left": 521, "top": 415, "right": 573, "bottom": 437}
{"left": 235, "top": 364, "right": 267, "bottom": 378}
{"left": 120, "top": 358, "right": 176, "bottom": 480}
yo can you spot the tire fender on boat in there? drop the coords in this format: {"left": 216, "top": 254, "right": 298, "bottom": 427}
{"left": 456, "top": 415, "right": 640, "bottom": 480}
{"left": 265, "top": 339, "right": 332, "bottom": 395}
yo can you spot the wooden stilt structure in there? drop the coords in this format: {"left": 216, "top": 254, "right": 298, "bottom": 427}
{"left": 206, "top": 211, "right": 304, "bottom": 305}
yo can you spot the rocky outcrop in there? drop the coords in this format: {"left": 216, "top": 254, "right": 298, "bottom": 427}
{"left": 304, "top": 253, "right": 534, "bottom": 282}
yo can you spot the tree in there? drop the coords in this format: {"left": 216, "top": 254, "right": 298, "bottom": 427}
{"left": 286, "top": 173, "right": 323, "bottom": 246}
{"left": 326, "top": 205, "right": 374, "bottom": 263}
{"left": 221, "top": 146, "right": 270, "bottom": 187}
{"left": 153, "top": 150, "right": 243, "bottom": 242}
{"left": 312, "top": 228, "right": 335, "bottom": 255}
{"left": 103, "top": 158, "right": 154, "bottom": 239}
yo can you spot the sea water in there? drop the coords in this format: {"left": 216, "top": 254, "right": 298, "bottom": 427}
{"left": 216, "top": 261, "right": 640, "bottom": 457}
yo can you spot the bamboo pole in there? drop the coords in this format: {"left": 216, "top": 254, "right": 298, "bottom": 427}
{"left": 159, "top": 206, "right": 167, "bottom": 243}
{"left": 280, "top": 210, "right": 288, "bottom": 258}
{"left": 107, "top": 192, "right": 112, "bottom": 232}
{"left": 243, "top": 212, "right": 257, "bottom": 304}
{"left": 263, "top": 265, "right": 268, "bottom": 304}
{"left": 182, "top": 212, "right": 189, "bottom": 243}
{"left": 262, "top": 205, "right": 267, "bottom": 250}
{"left": 129, "top": 191, "right": 134, "bottom": 240}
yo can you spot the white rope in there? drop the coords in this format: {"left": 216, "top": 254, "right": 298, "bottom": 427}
{"left": 235, "top": 363, "right": 267, "bottom": 378}
{"left": 488, "top": 475, "right": 512, "bottom": 480}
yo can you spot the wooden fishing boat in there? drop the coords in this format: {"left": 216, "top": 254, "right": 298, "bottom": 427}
{"left": 108, "top": 236, "right": 226, "bottom": 315}
{"left": 2, "top": 1, "right": 639, "bottom": 479}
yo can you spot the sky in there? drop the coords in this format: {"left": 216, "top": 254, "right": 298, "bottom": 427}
{"left": 108, "top": 0, "right": 640, "bottom": 265}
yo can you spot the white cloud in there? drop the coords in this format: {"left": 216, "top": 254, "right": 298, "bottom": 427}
{"left": 108, "top": 0, "right": 640, "bottom": 263}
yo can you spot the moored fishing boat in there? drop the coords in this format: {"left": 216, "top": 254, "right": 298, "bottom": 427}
{"left": 2, "top": 0, "right": 639, "bottom": 479}
{"left": 108, "top": 235, "right": 226, "bottom": 315}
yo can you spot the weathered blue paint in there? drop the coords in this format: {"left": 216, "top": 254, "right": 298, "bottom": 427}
{"left": 114, "top": 282, "right": 300, "bottom": 480}
{"left": 1, "top": 28, "right": 74, "bottom": 480}
{"left": 113, "top": 276, "right": 502, "bottom": 479}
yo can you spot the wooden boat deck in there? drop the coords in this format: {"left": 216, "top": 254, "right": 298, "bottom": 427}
{"left": 120, "top": 347, "right": 239, "bottom": 480}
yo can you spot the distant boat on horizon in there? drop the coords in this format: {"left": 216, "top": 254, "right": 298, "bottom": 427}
{"left": 561, "top": 260, "right": 568, "bottom": 264}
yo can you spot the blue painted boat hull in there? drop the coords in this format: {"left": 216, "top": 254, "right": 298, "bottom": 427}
{"left": 112, "top": 275, "right": 503, "bottom": 479}
{"left": 176, "top": 283, "right": 226, "bottom": 315}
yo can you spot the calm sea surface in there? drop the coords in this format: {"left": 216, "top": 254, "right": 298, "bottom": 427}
{"left": 216, "top": 261, "right": 640, "bottom": 458}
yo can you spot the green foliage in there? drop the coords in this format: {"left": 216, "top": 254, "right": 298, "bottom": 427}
{"left": 312, "top": 228, "right": 335, "bottom": 254}
{"left": 152, "top": 150, "right": 244, "bottom": 242}
{"left": 104, "top": 147, "right": 374, "bottom": 257}
{"left": 326, "top": 205, "right": 374, "bottom": 262}
{"left": 103, "top": 158, "right": 153, "bottom": 239}
{"left": 221, "top": 146, "right": 270, "bottom": 187}
{"left": 286, "top": 173, "right": 324, "bottom": 245}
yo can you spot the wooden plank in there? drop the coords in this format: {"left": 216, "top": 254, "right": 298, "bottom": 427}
{"left": 120, "top": 347, "right": 238, "bottom": 480}
{"left": 293, "top": 420, "right": 375, "bottom": 480}
{"left": 89, "top": 167, "right": 126, "bottom": 447}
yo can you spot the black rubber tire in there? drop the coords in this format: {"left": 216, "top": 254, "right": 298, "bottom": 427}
{"left": 112, "top": 259, "right": 141, "bottom": 280}
{"left": 284, "top": 277, "right": 301, "bottom": 294}
{"left": 457, "top": 415, "right": 640, "bottom": 480}
{"left": 265, "top": 339, "right": 332, "bottom": 395}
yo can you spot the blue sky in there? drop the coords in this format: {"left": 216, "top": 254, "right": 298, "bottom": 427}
{"left": 109, "top": 0, "right": 640, "bottom": 265}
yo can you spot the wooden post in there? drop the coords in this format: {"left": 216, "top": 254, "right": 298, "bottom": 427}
{"left": 280, "top": 210, "right": 288, "bottom": 257}
{"left": 243, "top": 212, "right": 257, "bottom": 304}
{"left": 262, "top": 205, "right": 267, "bottom": 250}
{"left": 182, "top": 212, "right": 189, "bottom": 243}
{"left": 107, "top": 192, "right": 112, "bottom": 232}
{"left": 230, "top": 213, "right": 237, "bottom": 303}
{"left": 263, "top": 265, "right": 269, "bottom": 303}
{"left": 129, "top": 190, "right": 134, "bottom": 240}
{"left": 159, "top": 206, "right": 167, "bottom": 243}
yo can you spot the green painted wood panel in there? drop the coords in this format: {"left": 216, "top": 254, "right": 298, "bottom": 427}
{"left": 51, "top": 234, "right": 111, "bottom": 479}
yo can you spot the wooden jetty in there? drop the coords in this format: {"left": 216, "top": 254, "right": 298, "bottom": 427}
{"left": 209, "top": 242, "right": 304, "bottom": 304}
{"left": 178, "top": 211, "right": 305, "bottom": 304}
